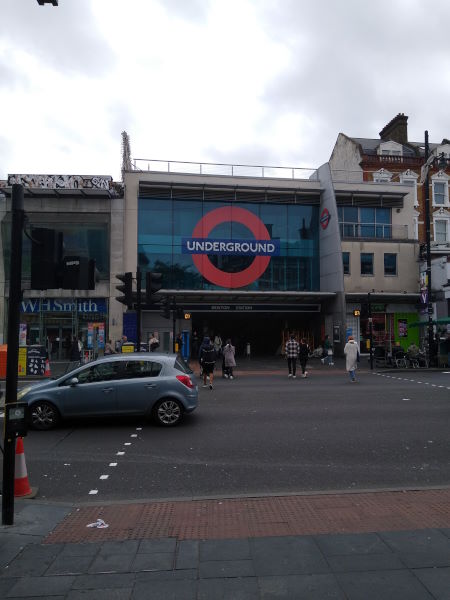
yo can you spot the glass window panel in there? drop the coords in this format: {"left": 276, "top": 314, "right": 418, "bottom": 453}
{"left": 342, "top": 252, "right": 350, "bottom": 275}
{"left": 384, "top": 253, "right": 397, "bottom": 276}
{"left": 360, "top": 208, "right": 375, "bottom": 224}
{"left": 375, "top": 208, "right": 391, "bottom": 224}
{"left": 173, "top": 200, "right": 203, "bottom": 243}
{"left": 343, "top": 207, "right": 358, "bottom": 222}
{"left": 138, "top": 198, "right": 172, "bottom": 245}
{"left": 360, "top": 253, "right": 374, "bottom": 275}
{"left": 434, "top": 220, "right": 448, "bottom": 243}
{"left": 433, "top": 181, "right": 445, "bottom": 205}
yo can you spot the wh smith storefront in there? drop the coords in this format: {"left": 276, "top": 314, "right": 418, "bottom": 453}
{"left": 119, "top": 170, "right": 342, "bottom": 356}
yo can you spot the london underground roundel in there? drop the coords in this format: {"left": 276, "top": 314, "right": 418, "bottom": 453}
{"left": 185, "top": 206, "right": 277, "bottom": 289}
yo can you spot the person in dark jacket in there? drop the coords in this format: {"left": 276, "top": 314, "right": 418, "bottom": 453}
{"left": 298, "top": 338, "right": 310, "bottom": 378}
{"left": 199, "top": 336, "right": 216, "bottom": 390}
{"left": 69, "top": 336, "right": 81, "bottom": 363}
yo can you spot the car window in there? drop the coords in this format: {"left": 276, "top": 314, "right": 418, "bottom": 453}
{"left": 121, "top": 360, "right": 162, "bottom": 380}
{"left": 174, "top": 355, "right": 193, "bottom": 374}
{"left": 69, "top": 362, "right": 121, "bottom": 385}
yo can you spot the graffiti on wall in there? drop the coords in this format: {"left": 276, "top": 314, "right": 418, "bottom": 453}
{"left": 7, "top": 174, "right": 112, "bottom": 190}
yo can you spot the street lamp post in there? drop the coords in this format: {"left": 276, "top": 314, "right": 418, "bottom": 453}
{"left": 423, "top": 131, "right": 434, "bottom": 364}
{"left": 367, "top": 292, "right": 374, "bottom": 370}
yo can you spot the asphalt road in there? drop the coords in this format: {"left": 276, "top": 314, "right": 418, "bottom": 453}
{"left": 1, "top": 369, "right": 449, "bottom": 503}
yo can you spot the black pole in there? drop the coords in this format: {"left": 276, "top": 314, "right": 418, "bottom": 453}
{"left": 424, "top": 131, "right": 434, "bottom": 365}
{"left": 368, "top": 292, "right": 373, "bottom": 370}
{"left": 172, "top": 296, "right": 176, "bottom": 353}
{"left": 136, "top": 267, "right": 141, "bottom": 352}
{"left": 2, "top": 184, "right": 25, "bottom": 525}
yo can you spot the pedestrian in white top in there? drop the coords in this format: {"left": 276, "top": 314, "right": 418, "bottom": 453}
{"left": 344, "top": 336, "right": 359, "bottom": 382}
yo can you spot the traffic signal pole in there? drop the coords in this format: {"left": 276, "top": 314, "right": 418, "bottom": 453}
{"left": 2, "top": 184, "right": 25, "bottom": 525}
{"left": 136, "top": 267, "right": 142, "bottom": 351}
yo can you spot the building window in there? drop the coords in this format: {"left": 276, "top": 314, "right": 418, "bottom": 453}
{"left": 373, "top": 168, "right": 393, "bottom": 183}
{"left": 434, "top": 219, "right": 449, "bottom": 243}
{"left": 342, "top": 252, "right": 350, "bottom": 275}
{"left": 433, "top": 181, "right": 446, "bottom": 205}
{"left": 377, "top": 141, "right": 403, "bottom": 157}
{"left": 360, "top": 253, "right": 374, "bottom": 276}
{"left": 384, "top": 253, "right": 397, "bottom": 276}
{"left": 338, "top": 206, "right": 392, "bottom": 239}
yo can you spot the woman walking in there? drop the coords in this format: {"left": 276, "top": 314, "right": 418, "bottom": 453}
{"left": 223, "top": 339, "right": 236, "bottom": 379}
{"left": 344, "top": 336, "right": 359, "bottom": 382}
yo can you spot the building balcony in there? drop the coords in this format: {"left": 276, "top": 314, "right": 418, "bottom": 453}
{"left": 339, "top": 222, "right": 410, "bottom": 240}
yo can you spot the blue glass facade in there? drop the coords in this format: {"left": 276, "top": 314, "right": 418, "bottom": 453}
{"left": 138, "top": 197, "right": 320, "bottom": 291}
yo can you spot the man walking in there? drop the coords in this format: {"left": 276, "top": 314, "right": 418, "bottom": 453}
{"left": 285, "top": 333, "right": 300, "bottom": 379}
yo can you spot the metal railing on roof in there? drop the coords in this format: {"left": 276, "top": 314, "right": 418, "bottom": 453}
{"left": 339, "top": 222, "right": 410, "bottom": 240}
{"left": 132, "top": 158, "right": 319, "bottom": 181}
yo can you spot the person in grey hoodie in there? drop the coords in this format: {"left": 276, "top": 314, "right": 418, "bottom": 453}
{"left": 344, "top": 335, "right": 359, "bottom": 382}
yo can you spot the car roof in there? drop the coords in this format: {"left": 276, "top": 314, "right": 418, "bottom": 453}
{"left": 92, "top": 353, "right": 177, "bottom": 364}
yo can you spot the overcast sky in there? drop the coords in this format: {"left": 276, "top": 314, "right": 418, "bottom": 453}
{"left": 1, "top": 0, "right": 450, "bottom": 181}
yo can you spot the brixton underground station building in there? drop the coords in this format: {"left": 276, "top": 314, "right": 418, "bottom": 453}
{"left": 116, "top": 162, "right": 345, "bottom": 357}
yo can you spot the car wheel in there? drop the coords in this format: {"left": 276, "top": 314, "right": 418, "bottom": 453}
{"left": 153, "top": 398, "right": 183, "bottom": 426}
{"left": 30, "top": 400, "right": 60, "bottom": 430}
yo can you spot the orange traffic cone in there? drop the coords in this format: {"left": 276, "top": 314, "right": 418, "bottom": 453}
{"left": 14, "top": 437, "right": 37, "bottom": 498}
{"left": 44, "top": 358, "right": 51, "bottom": 377}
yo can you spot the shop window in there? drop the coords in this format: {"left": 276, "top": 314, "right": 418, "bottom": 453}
{"left": 384, "top": 253, "right": 397, "bottom": 276}
{"left": 342, "top": 252, "right": 350, "bottom": 275}
{"left": 360, "top": 253, "right": 374, "bottom": 276}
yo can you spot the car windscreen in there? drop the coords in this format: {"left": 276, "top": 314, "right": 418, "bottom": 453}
{"left": 174, "top": 355, "right": 193, "bottom": 374}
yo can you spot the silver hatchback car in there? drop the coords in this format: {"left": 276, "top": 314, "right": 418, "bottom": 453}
{"left": 18, "top": 353, "right": 198, "bottom": 430}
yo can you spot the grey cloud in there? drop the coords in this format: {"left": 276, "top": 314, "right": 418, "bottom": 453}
{"left": 0, "top": 0, "right": 115, "bottom": 76}
{"left": 159, "top": 0, "right": 212, "bottom": 21}
{"left": 107, "top": 101, "right": 136, "bottom": 140}
{"left": 0, "top": 57, "right": 30, "bottom": 90}
{"left": 258, "top": 0, "right": 450, "bottom": 148}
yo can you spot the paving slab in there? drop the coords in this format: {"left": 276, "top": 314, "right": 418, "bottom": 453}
{"left": 258, "top": 573, "right": 346, "bottom": 600}
{"left": 413, "top": 567, "right": 450, "bottom": 600}
{"left": 66, "top": 590, "right": 132, "bottom": 600}
{"left": 175, "top": 540, "right": 199, "bottom": 570}
{"left": 314, "top": 532, "right": 392, "bottom": 556}
{"left": 5, "top": 574, "right": 75, "bottom": 598}
{"left": 250, "top": 536, "right": 329, "bottom": 576}
{"left": 197, "top": 576, "right": 260, "bottom": 600}
{"left": 336, "top": 569, "right": 435, "bottom": 600}
{"left": 199, "top": 538, "right": 251, "bottom": 561}
{"left": 198, "top": 558, "right": 254, "bottom": 579}
{"left": 131, "top": 578, "right": 197, "bottom": 600}
{"left": 71, "top": 572, "right": 135, "bottom": 590}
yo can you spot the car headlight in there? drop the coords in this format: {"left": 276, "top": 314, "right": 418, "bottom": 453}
{"left": 17, "top": 386, "right": 33, "bottom": 400}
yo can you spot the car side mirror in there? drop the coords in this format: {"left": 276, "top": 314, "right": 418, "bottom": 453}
{"left": 69, "top": 377, "right": 79, "bottom": 386}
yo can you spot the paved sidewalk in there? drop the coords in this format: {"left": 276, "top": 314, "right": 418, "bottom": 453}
{"left": 1, "top": 488, "right": 450, "bottom": 599}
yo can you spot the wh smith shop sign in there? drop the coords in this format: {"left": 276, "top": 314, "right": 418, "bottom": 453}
{"left": 21, "top": 299, "right": 107, "bottom": 313}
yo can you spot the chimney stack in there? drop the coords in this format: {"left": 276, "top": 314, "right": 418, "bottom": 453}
{"left": 379, "top": 113, "right": 408, "bottom": 144}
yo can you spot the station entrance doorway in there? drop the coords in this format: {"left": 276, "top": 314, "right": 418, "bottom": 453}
{"left": 191, "top": 311, "right": 321, "bottom": 357}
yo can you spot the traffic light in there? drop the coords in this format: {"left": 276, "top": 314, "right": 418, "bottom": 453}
{"left": 116, "top": 272, "right": 133, "bottom": 308}
{"left": 176, "top": 307, "right": 184, "bottom": 319}
{"left": 31, "top": 227, "right": 63, "bottom": 289}
{"left": 160, "top": 296, "right": 171, "bottom": 319}
{"left": 145, "top": 271, "right": 162, "bottom": 305}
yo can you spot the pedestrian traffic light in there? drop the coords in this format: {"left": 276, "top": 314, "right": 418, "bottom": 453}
{"left": 145, "top": 271, "right": 162, "bottom": 305}
{"left": 116, "top": 272, "right": 133, "bottom": 308}
{"left": 160, "top": 296, "right": 171, "bottom": 319}
{"left": 176, "top": 307, "right": 184, "bottom": 319}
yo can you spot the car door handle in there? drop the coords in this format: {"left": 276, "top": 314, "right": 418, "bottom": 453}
{"left": 146, "top": 383, "right": 156, "bottom": 388}
{"left": 102, "top": 387, "right": 114, "bottom": 393}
